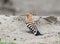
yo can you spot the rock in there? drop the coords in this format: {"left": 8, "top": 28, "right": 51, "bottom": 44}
{"left": 7, "top": 35, "right": 10, "bottom": 37}
{"left": 18, "top": 18, "right": 20, "bottom": 21}
{"left": 5, "top": 15, "right": 10, "bottom": 17}
{"left": 0, "top": 38, "right": 1, "bottom": 41}
{"left": 58, "top": 32, "right": 60, "bottom": 35}
{"left": 14, "top": 38, "right": 16, "bottom": 41}
{"left": 0, "top": 22, "right": 2, "bottom": 24}
{"left": 12, "top": 20, "right": 14, "bottom": 22}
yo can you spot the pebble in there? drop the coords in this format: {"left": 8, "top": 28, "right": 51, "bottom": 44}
{"left": 0, "top": 38, "right": 1, "bottom": 41}
{"left": 0, "top": 22, "right": 1, "bottom": 24}
{"left": 14, "top": 38, "right": 16, "bottom": 41}
{"left": 7, "top": 35, "right": 10, "bottom": 37}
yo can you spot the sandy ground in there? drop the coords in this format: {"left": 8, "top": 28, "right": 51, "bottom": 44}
{"left": 0, "top": 15, "right": 60, "bottom": 44}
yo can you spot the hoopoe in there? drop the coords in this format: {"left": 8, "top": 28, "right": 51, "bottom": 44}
{"left": 26, "top": 13, "right": 42, "bottom": 36}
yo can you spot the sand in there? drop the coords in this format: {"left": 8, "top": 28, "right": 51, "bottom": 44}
{"left": 0, "top": 15, "right": 60, "bottom": 44}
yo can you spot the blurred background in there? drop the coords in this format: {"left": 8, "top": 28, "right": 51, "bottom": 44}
{"left": 0, "top": 0, "right": 60, "bottom": 16}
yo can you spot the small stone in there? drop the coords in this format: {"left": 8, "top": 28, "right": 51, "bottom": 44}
{"left": 58, "top": 32, "right": 60, "bottom": 34}
{"left": 18, "top": 18, "right": 20, "bottom": 21}
{"left": 4, "top": 19, "right": 7, "bottom": 20}
{"left": 5, "top": 15, "right": 9, "bottom": 17}
{"left": 0, "top": 22, "right": 1, "bottom": 24}
{"left": 44, "top": 36, "right": 46, "bottom": 39}
{"left": 47, "top": 35, "right": 50, "bottom": 37}
{"left": 14, "top": 38, "right": 16, "bottom": 41}
{"left": 12, "top": 21, "right": 14, "bottom": 22}
{"left": 20, "top": 38, "right": 23, "bottom": 39}
{"left": 7, "top": 35, "right": 10, "bottom": 37}
{"left": 0, "top": 38, "right": 1, "bottom": 41}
